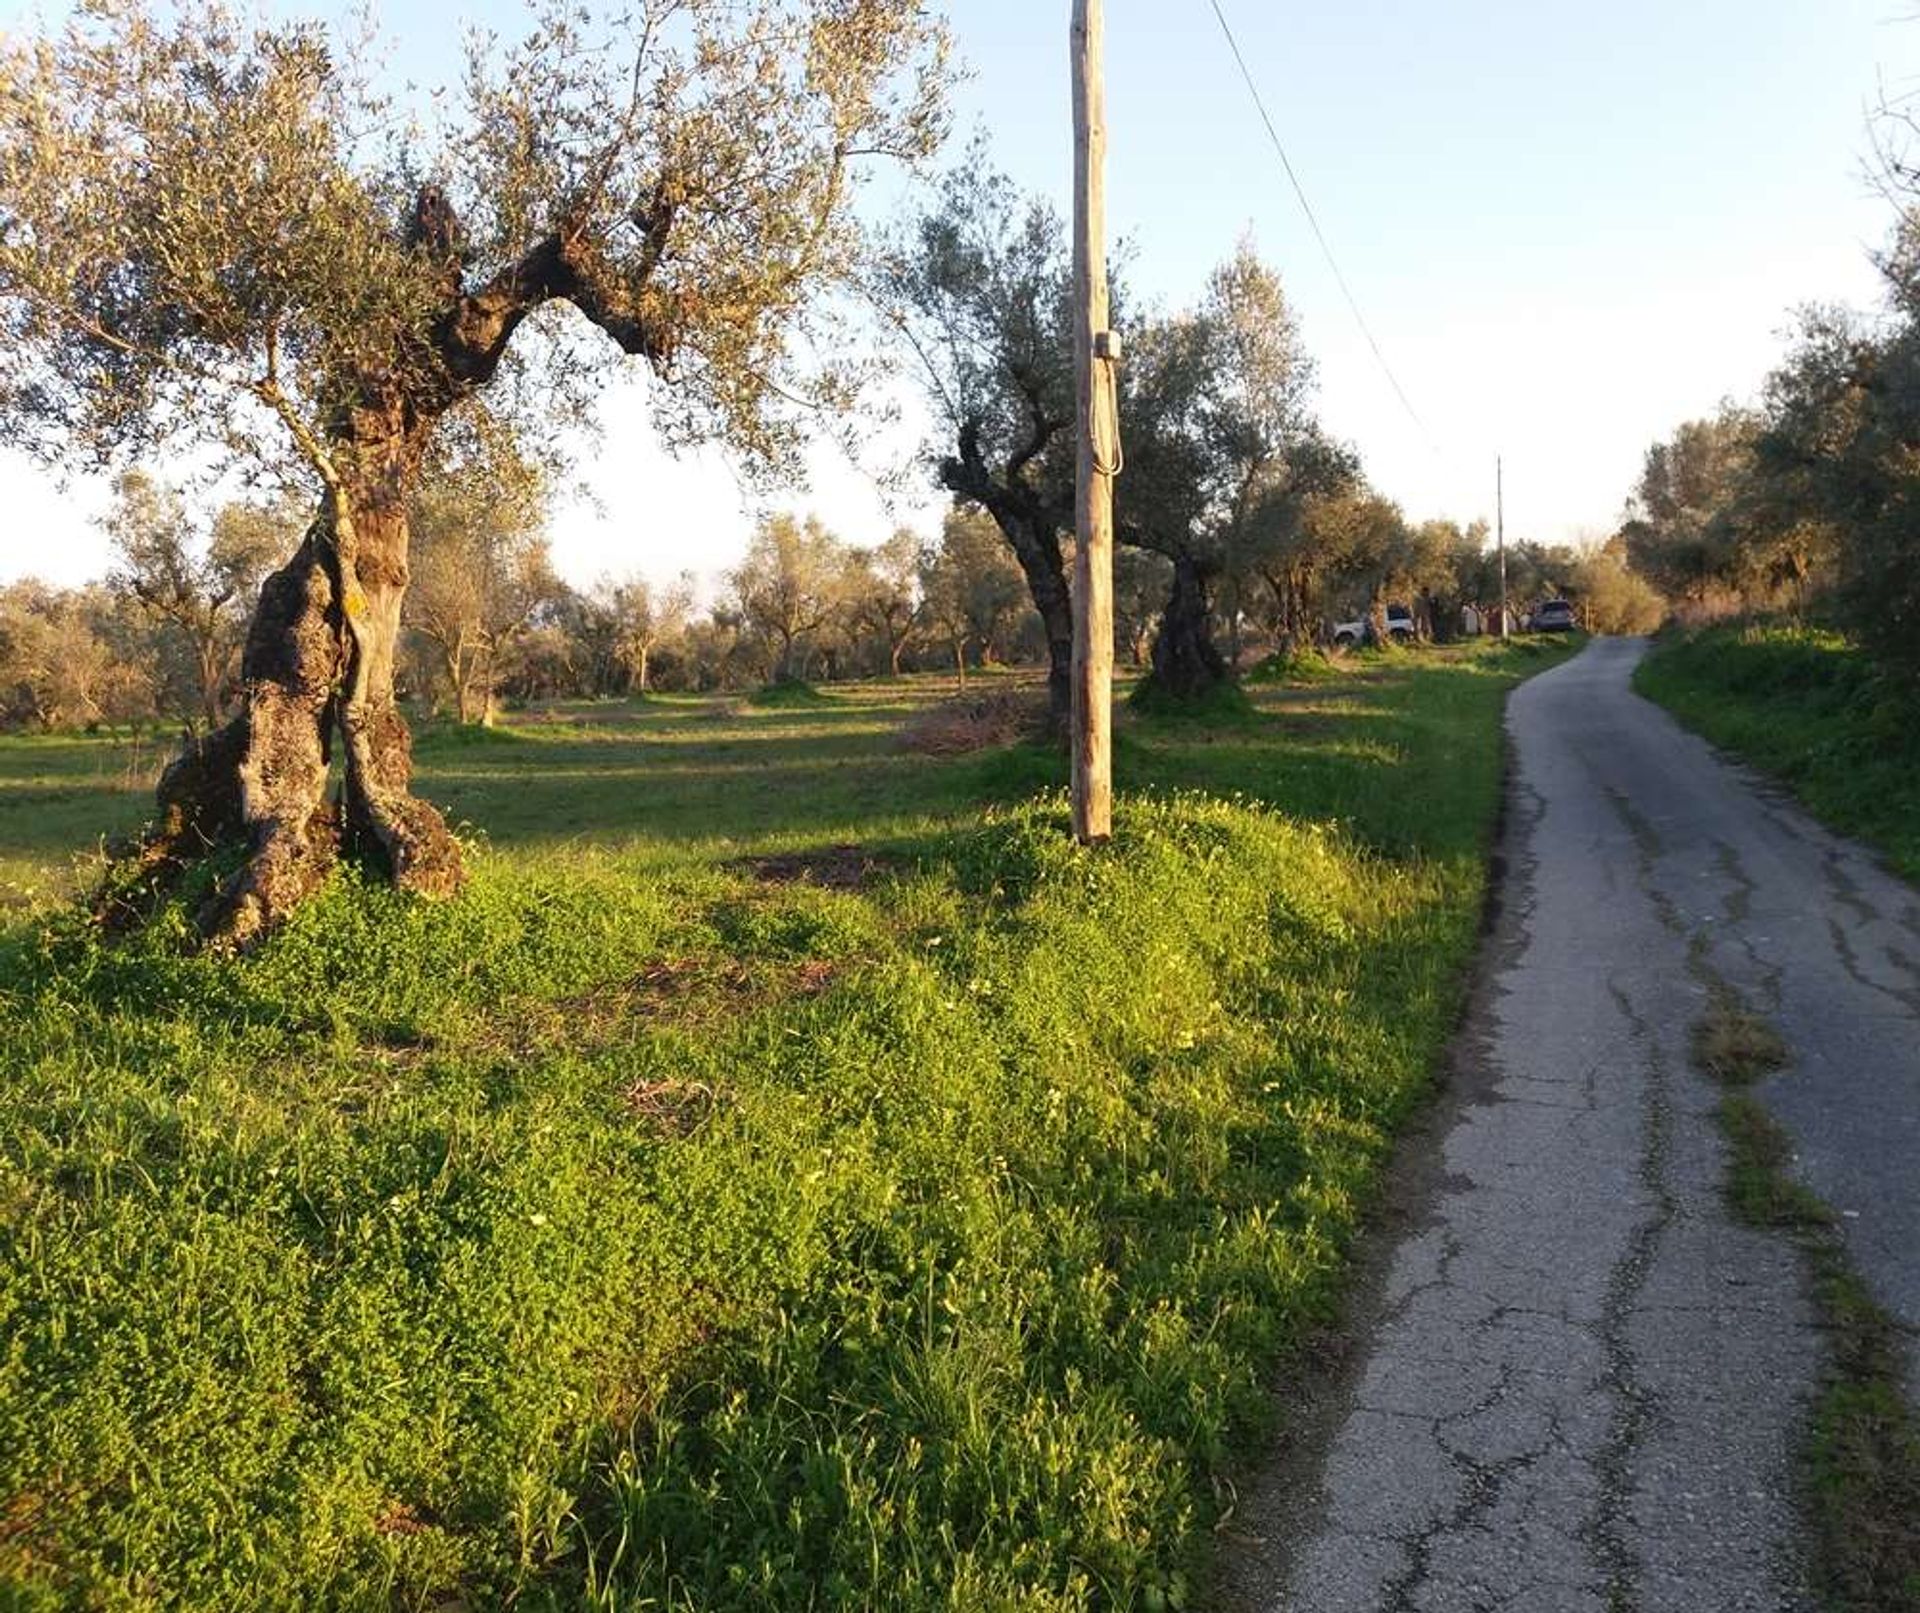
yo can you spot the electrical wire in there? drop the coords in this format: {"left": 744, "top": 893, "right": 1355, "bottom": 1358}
{"left": 1202, "top": 0, "right": 1438, "bottom": 449}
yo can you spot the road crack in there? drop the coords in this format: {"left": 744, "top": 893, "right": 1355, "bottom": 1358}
{"left": 1583, "top": 975, "right": 1679, "bottom": 1613}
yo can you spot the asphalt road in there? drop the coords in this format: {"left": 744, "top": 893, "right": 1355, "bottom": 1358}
{"left": 1228, "top": 635, "right": 1920, "bottom": 1613}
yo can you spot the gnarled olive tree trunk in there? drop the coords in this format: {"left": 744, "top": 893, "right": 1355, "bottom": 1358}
{"left": 93, "top": 192, "right": 694, "bottom": 949}
{"left": 941, "top": 423, "right": 1075, "bottom": 734}
{"left": 118, "top": 441, "right": 460, "bottom": 950}
{"left": 1146, "top": 551, "right": 1229, "bottom": 700}
{"left": 1007, "top": 518, "right": 1074, "bottom": 731}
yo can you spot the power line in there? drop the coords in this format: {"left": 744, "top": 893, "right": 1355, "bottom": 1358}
{"left": 1202, "top": 0, "right": 1436, "bottom": 448}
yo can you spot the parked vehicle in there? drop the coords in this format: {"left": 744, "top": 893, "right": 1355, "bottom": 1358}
{"left": 1532, "top": 599, "right": 1578, "bottom": 633}
{"left": 1331, "top": 604, "right": 1415, "bottom": 647}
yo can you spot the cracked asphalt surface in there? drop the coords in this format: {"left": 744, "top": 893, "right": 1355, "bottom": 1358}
{"left": 1228, "top": 636, "right": 1920, "bottom": 1613}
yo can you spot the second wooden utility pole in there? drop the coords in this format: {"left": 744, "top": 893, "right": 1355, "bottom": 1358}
{"left": 1070, "top": 0, "right": 1117, "bottom": 843}
{"left": 1496, "top": 454, "right": 1509, "bottom": 641}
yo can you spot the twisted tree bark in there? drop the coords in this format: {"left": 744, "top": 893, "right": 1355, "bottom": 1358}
{"left": 117, "top": 455, "right": 461, "bottom": 949}
{"left": 1146, "top": 551, "right": 1229, "bottom": 700}
{"left": 940, "top": 420, "right": 1075, "bottom": 732}
{"left": 98, "top": 188, "right": 679, "bottom": 949}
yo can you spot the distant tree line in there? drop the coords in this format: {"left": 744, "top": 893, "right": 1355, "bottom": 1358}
{"left": 0, "top": 489, "right": 1152, "bottom": 732}
{"left": 5, "top": 454, "right": 1663, "bottom": 735}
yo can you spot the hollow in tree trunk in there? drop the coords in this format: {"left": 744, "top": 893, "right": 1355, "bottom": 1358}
{"left": 1146, "top": 552, "right": 1230, "bottom": 700}
{"left": 113, "top": 453, "right": 464, "bottom": 950}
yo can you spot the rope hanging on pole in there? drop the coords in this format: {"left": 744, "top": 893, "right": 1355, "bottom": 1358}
{"left": 1091, "top": 331, "right": 1123, "bottom": 478}
{"left": 1091, "top": 374, "right": 1124, "bottom": 479}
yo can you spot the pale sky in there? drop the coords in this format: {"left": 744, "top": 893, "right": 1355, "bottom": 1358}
{"left": 0, "top": 0, "right": 1907, "bottom": 590}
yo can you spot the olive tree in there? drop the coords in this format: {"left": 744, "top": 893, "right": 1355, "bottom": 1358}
{"left": 728, "top": 513, "right": 846, "bottom": 681}
{"left": 843, "top": 528, "right": 921, "bottom": 675}
{"left": 1123, "top": 242, "right": 1319, "bottom": 698}
{"left": 105, "top": 473, "right": 295, "bottom": 730}
{"left": 405, "top": 431, "right": 560, "bottom": 723}
{"left": 0, "top": 0, "right": 948, "bottom": 945}
{"left": 1619, "top": 411, "right": 1761, "bottom": 606}
{"left": 879, "top": 155, "right": 1078, "bottom": 726}
{"left": 917, "top": 506, "right": 1027, "bottom": 685}
{"left": 612, "top": 573, "right": 697, "bottom": 694}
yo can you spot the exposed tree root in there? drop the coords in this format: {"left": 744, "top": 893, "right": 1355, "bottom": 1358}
{"left": 94, "top": 509, "right": 466, "bottom": 953}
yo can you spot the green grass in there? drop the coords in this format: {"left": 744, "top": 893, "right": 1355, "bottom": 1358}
{"left": 1636, "top": 622, "right": 1920, "bottom": 882}
{"left": 746, "top": 677, "right": 838, "bottom": 709}
{"left": 1717, "top": 1094, "right": 1832, "bottom": 1230}
{"left": 1125, "top": 676, "right": 1256, "bottom": 722}
{"left": 1690, "top": 995, "right": 1920, "bottom": 1610}
{"left": 0, "top": 644, "right": 1569, "bottom": 1610}
{"left": 1690, "top": 983, "right": 1791, "bottom": 1088}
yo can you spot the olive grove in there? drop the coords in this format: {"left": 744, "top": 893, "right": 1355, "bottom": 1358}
{"left": 0, "top": 0, "right": 950, "bottom": 945}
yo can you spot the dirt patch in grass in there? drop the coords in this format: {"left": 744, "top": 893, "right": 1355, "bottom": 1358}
{"left": 737, "top": 843, "right": 896, "bottom": 891}
{"left": 618, "top": 1076, "right": 720, "bottom": 1136}
{"left": 897, "top": 689, "right": 1045, "bottom": 756}
{"left": 372, "top": 1501, "right": 435, "bottom": 1538}
{"left": 375, "top": 954, "right": 851, "bottom": 1071}
{"left": 553, "top": 954, "right": 845, "bottom": 1048}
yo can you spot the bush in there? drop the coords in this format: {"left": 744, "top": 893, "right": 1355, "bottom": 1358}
{"left": 747, "top": 677, "right": 836, "bottom": 709}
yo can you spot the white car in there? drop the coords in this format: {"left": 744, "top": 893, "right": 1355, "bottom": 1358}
{"left": 1331, "top": 604, "right": 1415, "bottom": 647}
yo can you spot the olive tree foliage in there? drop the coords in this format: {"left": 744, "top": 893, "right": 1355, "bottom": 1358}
{"left": 1303, "top": 490, "right": 1411, "bottom": 632}
{"left": 0, "top": 580, "right": 152, "bottom": 732}
{"left": 1751, "top": 304, "right": 1917, "bottom": 659}
{"left": 728, "top": 513, "right": 845, "bottom": 681}
{"left": 554, "top": 571, "right": 694, "bottom": 695}
{"left": 916, "top": 506, "right": 1028, "bottom": 685}
{"left": 1121, "top": 241, "right": 1320, "bottom": 697}
{"left": 1619, "top": 392, "right": 1849, "bottom": 621}
{"left": 0, "top": 0, "right": 951, "bottom": 946}
{"left": 1618, "top": 410, "right": 1764, "bottom": 606}
{"left": 877, "top": 151, "right": 1078, "bottom": 725}
{"left": 1570, "top": 541, "right": 1667, "bottom": 635}
{"left": 1611, "top": 97, "right": 1920, "bottom": 668}
{"left": 104, "top": 472, "right": 296, "bottom": 730}
{"left": 610, "top": 573, "right": 697, "bottom": 694}
{"left": 405, "top": 428, "right": 560, "bottom": 723}
{"left": 1112, "top": 546, "right": 1171, "bottom": 667}
{"left": 843, "top": 528, "right": 921, "bottom": 675}
{"left": 1397, "top": 517, "right": 1495, "bottom": 640}
{"left": 1617, "top": 234, "right": 1920, "bottom": 667}
{"left": 1228, "top": 435, "right": 1361, "bottom": 649}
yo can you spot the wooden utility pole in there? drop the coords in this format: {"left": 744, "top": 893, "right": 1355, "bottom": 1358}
{"left": 1496, "top": 454, "right": 1509, "bottom": 640}
{"left": 1070, "top": 0, "right": 1116, "bottom": 843}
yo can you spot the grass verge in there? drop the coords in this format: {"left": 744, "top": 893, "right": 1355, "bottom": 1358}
{"left": 1690, "top": 994, "right": 1920, "bottom": 1610}
{"left": 0, "top": 642, "right": 1568, "bottom": 1610}
{"left": 1636, "top": 622, "right": 1920, "bottom": 882}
